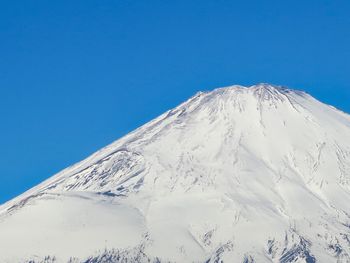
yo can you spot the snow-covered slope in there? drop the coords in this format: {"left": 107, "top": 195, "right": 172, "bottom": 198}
{"left": 1, "top": 84, "right": 350, "bottom": 263}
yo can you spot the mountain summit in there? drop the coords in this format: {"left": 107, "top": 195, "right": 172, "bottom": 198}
{"left": 1, "top": 84, "right": 350, "bottom": 263}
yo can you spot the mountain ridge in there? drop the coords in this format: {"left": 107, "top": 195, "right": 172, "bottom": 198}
{"left": 1, "top": 84, "right": 350, "bottom": 262}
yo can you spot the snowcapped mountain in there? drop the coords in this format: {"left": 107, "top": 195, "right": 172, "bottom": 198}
{"left": 1, "top": 84, "right": 350, "bottom": 263}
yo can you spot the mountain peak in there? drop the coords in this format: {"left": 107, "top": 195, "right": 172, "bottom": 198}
{"left": 250, "top": 82, "right": 282, "bottom": 89}
{"left": 1, "top": 84, "right": 350, "bottom": 263}
{"left": 249, "top": 83, "right": 307, "bottom": 97}
{"left": 250, "top": 83, "right": 291, "bottom": 101}
{"left": 183, "top": 84, "right": 309, "bottom": 115}
{"left": 203, "top": 83, "right": 307, "bottom": 99}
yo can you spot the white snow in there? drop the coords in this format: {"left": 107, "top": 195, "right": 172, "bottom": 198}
{"left": 0, "top": 84, "right": 350, "bottom": 262}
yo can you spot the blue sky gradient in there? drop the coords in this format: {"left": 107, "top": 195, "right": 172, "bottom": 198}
{"left": 1, "top": 0, "right": 350, "bottom": 204}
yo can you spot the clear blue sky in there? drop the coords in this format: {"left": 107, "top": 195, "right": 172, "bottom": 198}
{"left": 1, "top": 0, "right": 349, "bottom": 204}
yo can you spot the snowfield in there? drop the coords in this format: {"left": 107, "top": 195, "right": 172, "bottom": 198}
{"left": 1, "top": 84, "right": 350, "bottom": 262}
